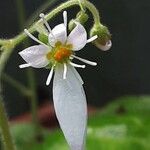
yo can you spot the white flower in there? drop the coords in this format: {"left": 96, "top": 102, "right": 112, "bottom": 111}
{"left": 19, "top": 11, "right": 97, "bottom": 150}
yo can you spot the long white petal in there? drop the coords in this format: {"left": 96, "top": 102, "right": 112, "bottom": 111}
{"left": 67, "top": 22, "right": 87, "bottom": 51}
{"left": 19, "top": 45, "right": 50, "bottom": 68}
{"left": 48, "top": 23, "right": 67, "bottom": 47}
{"left": 70, "top": 66, "right": 84, "bottom": 85}
{"left": 53, "top": 65, "right": 87, "bottom": 150}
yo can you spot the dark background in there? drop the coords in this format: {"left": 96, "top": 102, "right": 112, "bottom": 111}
{"left": 0, "top": 0, "right": 150, "bottom": 117}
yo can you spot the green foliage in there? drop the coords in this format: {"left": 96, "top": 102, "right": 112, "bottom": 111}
{"left": 10, "top": 96, "right": 150, "bottom": 150}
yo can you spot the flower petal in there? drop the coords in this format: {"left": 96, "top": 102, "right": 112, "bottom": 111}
{"left": 67, "top": 22, "right": 87, "bottom": 51}
{"left": 53, "top": 65, "right": 87, "bottom": 150}
{"left": 48, "top": 23, "right": 67, "bottom": 47}
{"left": 96, "top": 40, "right": 112, "bottom": 51}
{"left": 19, "top": 45, "right": 50, "bottom": 68}
{"left": 70, "top": 66, "right": 84, "bottom": 85}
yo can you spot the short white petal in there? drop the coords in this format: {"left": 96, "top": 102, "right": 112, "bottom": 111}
{"left": 19, "top": 45, "right": 50, "bottom": 68}
{"left": 63, "top": 11, "right": 67, "bottom": 27}
{"left": 67, "top": 22, "right": 87, "bottom": 51}
{"left": 87, "top": 35, "right": 98, "bottom": 43}
{"left": 53, "top": 65, "right": 87, "bottom": 150}
{"left": 48, "top": 23, "right": 67, "bottom": 47}
{"left": 96, "top": 40, "right": 112, "bottom": 51}
{"left": 19, "top": 63, "right": 31, "bottom": 68}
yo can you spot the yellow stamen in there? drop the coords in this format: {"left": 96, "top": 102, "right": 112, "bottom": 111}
{"left": 46, "top": 52, "right": 52, "bottom": 60}
{"left": 55, "top": 41, "right": 62, "bottom": 47}
{"left": 54, "top": 48, "right": 72, "bottom": 62}
{"left": 66, "top": 44, "right": 73, "bottom": 49}
{"left": 46, "top": 43, "right": 73, "bottom": 63}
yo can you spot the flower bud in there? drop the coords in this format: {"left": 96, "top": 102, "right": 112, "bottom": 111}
{"left": 90, "top": 24, "right": 112, "bottom": 51}
{"left": 35, "top": 23, "right": 49, "bottom": 44}
{"left": 38, "top": 33, "right": 48, "bottom": 44}
{"left": 69, "top": 11, "right": 89, "bottom": 31}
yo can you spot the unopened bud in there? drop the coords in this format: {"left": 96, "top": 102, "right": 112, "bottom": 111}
{"left": 69, "top": 11, "right": 89, "bottom": 31}
{"left": 90, "top": 24, "right": 112, "bottom": 51}
{"left": 36, "top": 23, "right": 49, "bottom": 44}
{"left": 38, "top": 33, "right": 48, "bottom": 44}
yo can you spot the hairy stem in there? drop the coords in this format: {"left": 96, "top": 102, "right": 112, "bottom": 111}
{"left": 0, "top": 97, "right": 16, "bottom": 150}
{"left": 78, "top": 0, "right": 85, "bottom": 12}
{"left": 15, "top": 0, "right": 26, "bottom": 30}
{"left": 0, "top": 49, "right": 13, "bottom": 81}
{"left": 0, "top": 0, "right": 100, "bottom": 82}
{"left": 13, "top": 0, "right": 100, "bottom": 46}
{"left": 0, "top": 0, "right": 100, "bottom": 49}
{"left": 39, "top": 0, "right": 100, "bottom": 27}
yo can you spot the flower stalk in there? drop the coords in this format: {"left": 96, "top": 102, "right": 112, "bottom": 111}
{"left": 0, "top": 0, "right": 101, "bottom": 51}
{"left": 0, "top": 97, "right": 16, "bottom": 150}
{"left": 0, "top": 0, "right": 101, "bottom": 82}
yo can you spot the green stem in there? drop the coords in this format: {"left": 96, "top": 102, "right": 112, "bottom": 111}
{"left": 0, "top": 49, "right": 13, "bottom": 80}
{"left": 15, "top": 0, "right": 26, "bottom": 30}
{"left": 2, "top": 73, "right": 31, "bottom": 97}
{"left": 13, "top": 0, "right": 100, "bottom": 45}
{"left": 41, "top": 0, "right": 100, "bottom": 26}
{"left": 1, "top": 0, "right": 100, "bottom": 50}
{"left": 0, "top": 0, "right": 100, "bottom": 79}
{"left": 0, "top": 97, "right": 16, "bottom": 150}
{"left": 78, "top": 0, "right": 85, "bottom": 12}
{"left": 27, "top": 69, "right": 39, "bottom": 130}
{"left": 0, "top": 40, "right": 4, "bottom": 45}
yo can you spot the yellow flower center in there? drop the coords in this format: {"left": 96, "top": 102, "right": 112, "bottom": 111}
{"left": 46, "top": 42, "right": 73, "bottom": 63}
{"left": 54, "top": 47, "right": 72, "bottom": 62}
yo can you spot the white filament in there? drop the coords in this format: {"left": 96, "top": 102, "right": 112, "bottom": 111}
{"left": 70, "top": 62, "right": 85, "bottom": 68}
{"left": 19, "top": 63, "right": 31, "bottom": 68}
{"left": 46, "top": 66, "right": 54, "bottom": 85}
{"left": 24, "top": 29, "right": 48, "bottom": 47}
{"left": 39, "top": 13, "right": 54, "bottom": 36}
{"left": 63, "top": 63, "right": 67, "bottom": 79}
{"left": 71, "top": 55, "right": 97, "bottom": 66}
{"left": 87, "top": 35, "right": 98, "bottom": 43}
{"left": 63, "top": 11, "right": 67, "bottom": 27}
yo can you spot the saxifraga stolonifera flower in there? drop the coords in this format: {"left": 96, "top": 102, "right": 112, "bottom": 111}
{"left": 19, "top": 11, "right": 99, "bottom": 150}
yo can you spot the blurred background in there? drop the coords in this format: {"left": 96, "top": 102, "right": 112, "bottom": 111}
{"left": 0, "top": 0, "right": 150, "bottom": 150}
{"left": 1, "top": 0, "right": 150, "bottom": 117}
